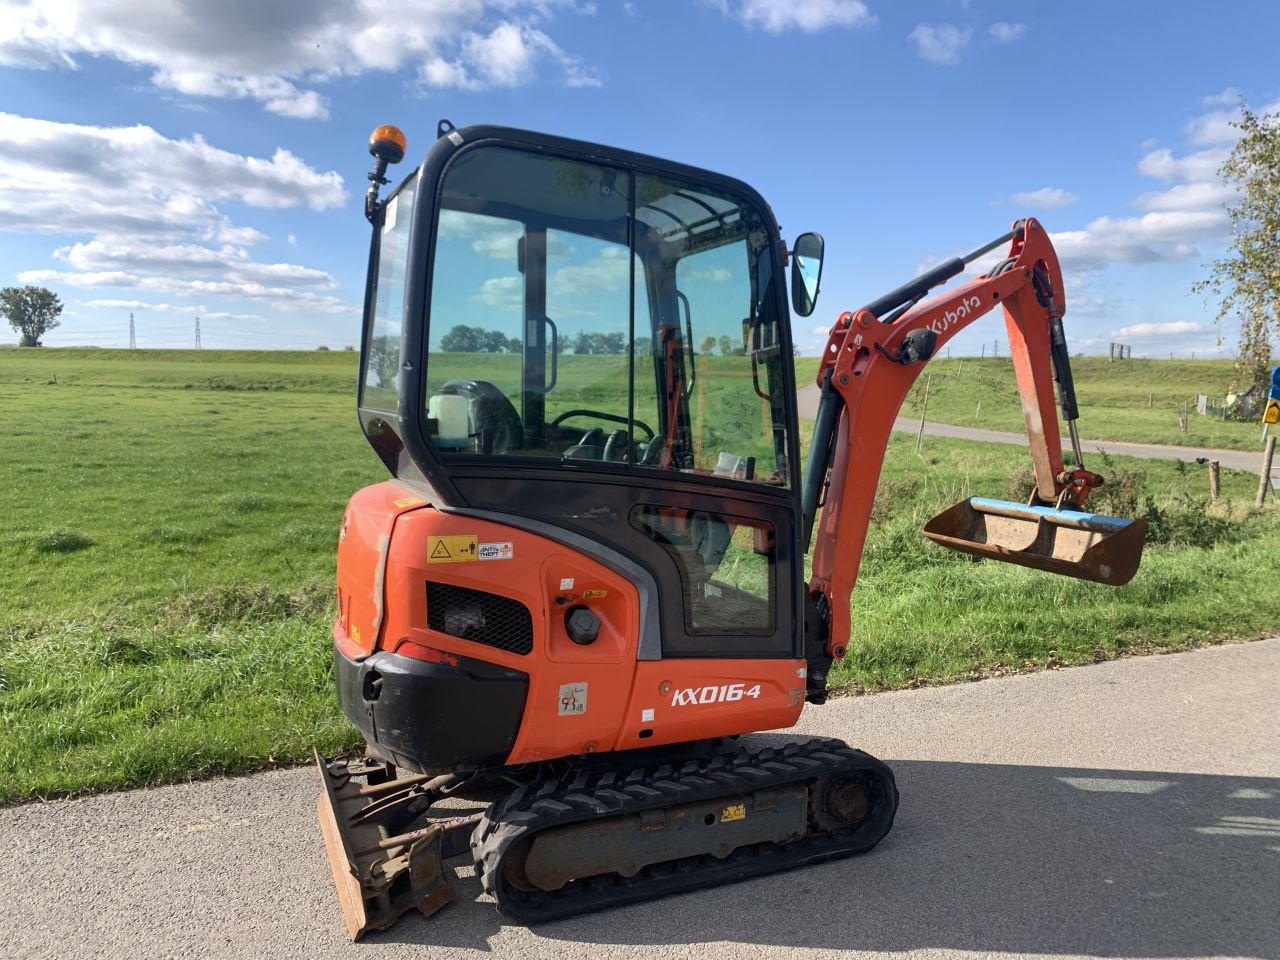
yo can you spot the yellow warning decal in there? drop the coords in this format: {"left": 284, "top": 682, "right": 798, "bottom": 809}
{"left": 427, "top": 535, "right": 478, "bottom": 563}
{"left": 721, "top": 803, "right": 746, "bottom": 823}
{"left": 582, "top": 588, "right": 608, "bottom": 600}
{"left": 393, "top": 496, "right": 425, "bottom": 508}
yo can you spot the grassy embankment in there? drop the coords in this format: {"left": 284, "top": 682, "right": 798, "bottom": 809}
{"left": 1, "top": 348, "right": 1276, "bottom": 802}
{"left": 797, "top": 355, "right": 1270, "bottom": 451}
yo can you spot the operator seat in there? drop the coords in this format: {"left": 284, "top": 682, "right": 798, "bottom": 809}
{"left": 439, "top": 380, "right": 523, "bottom": 453}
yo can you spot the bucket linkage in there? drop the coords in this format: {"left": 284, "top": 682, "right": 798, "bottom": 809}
{"left": 921, "top": 298, "right": 1146, "bottom": 585}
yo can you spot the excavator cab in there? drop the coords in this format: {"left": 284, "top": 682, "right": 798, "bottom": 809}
{"left": 357, "top": 122, "right": 810, "bottom": 665}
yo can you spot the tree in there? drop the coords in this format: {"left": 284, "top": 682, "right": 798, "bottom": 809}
{"left": 699, "top": 336, "right": 717, "bottom": 355}
{"left": 440, "top": 324, "right": 486, "bottom": 352}
{"left": 1, "top": 285, "right": 62, "bottom": 347}
{"left": 483, "top": 329, "right": 511, "bottom": 353}
{"left": 1194, "top": 102, "right": 1280, "bottom": 388}
{"left": 718, "top": 334, "right": 734, "bottom": 357}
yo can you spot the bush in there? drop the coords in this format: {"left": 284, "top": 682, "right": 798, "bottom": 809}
{"left": 1142, "top": 495, "right": 1241, "bottom": 548}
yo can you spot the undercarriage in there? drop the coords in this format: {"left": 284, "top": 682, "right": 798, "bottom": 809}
{"left": 318, "top": 737, "right": 898, "bottom": 939}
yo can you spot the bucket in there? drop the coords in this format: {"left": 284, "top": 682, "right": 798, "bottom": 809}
{"left": 922, "top": 497, "right": 1146, "bottom": 586}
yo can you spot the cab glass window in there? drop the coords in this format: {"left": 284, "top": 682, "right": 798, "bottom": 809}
{"left": 362, "top": 176, "right": 416, "bottom": 411}
{"left": 421, "top": 146, "right": 790, "bottom": 487}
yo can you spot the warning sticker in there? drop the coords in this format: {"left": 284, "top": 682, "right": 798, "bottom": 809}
{"left": 582, "top": 588, "right": 608, "bottom": 600}
{"left": 721, "top": 803, "right": 746, "bottom": 823}
{"left": 392, "top": 496, "right": 424, "bottom": 508}
{"left": 427, "top": 535, "right": 477, "bottom": 563}
{"left": 558, "top": 682, "right": 587, "bottom": 716}
{"left": 478, "top": 541, "right": 514, "bottom": 561}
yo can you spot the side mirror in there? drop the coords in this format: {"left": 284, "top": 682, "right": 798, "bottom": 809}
{"left": 790, "top": 232, "right": 824, "bottom": 317}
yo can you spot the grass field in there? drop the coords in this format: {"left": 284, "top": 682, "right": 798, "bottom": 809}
{"left": 2, "top": 348, "right": 1276, "bottom": 803}
{"left": 797, "top": 355, "right": 1272, "bottom": 451}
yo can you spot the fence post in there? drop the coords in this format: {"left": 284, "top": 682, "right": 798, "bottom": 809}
{"left": 916, "top": 374, "right": 932, "bottom": 453}
{"left": 1209, "top": 460, "right": 1220, "bottom": 501}
{"left": 1257, "top": 436, "right": 1277, "bottom": 508}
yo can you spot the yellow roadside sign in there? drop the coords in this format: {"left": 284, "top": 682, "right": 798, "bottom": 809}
{"left": 427, "top": 535, "right": 478, "bottom": 563}
{"left": 1265, "top": 398, "right": 1280, "bottom": 425}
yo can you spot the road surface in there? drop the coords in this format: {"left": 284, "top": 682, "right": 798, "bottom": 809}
{"left": 796, "top": 383, "right": 1280, "bottom": 477}
{"left": 3, "top": 639, "right": 1277, "bottom": 960}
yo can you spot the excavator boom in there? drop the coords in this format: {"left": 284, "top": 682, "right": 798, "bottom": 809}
{"left": 804, "top": 219, "right": 1146, "bottom": 665}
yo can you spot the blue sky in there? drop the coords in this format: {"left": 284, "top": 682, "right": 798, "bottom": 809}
{"left": 1, "top": 0, "right": 1276, "bottom": 357}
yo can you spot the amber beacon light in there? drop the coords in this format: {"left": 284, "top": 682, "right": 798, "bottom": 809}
{"left": 364, "top": 124, "right": 406, "bottom": 222}
{"left": 369, "top": 124, "right": 406, "bottom": 165}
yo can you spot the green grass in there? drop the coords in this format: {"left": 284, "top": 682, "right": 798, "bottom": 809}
{"left": 835, "top": 435, "right": 1279, "bottom": 691}
{"left": 797, "top": 355, "right": 1272, "bottom": 451}
{"left": 1, "top": 348, "right": 1276, "bottom": 803}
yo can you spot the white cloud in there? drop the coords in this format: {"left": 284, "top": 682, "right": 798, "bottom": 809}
{"left": 55, "top": 238, "right": 338, "bottom": 288}
{"left": 0, "top": 1, "right": 600, "bottom": 117}
{"left": 1109, "top": 320, "right": 1205, "bottom": 338}
{"left": 909, "top": 23, "right": 972, "bottom": 65}
{"left": 1137, "top": 145, "right": 1229, "bottom": 183}
{"left": 1036, "top": 96, "right": 1280, "bottom": 281}
{"left": 549, "top": 245, "right": 629, "bottom": 298}
{"left": 735, "top": 0, "right": 875, "bottom": 32}
{"left": 20, "top": 268, "right": 358, "bottom": 314}
{"left": 473, "top": 275, "right": 523, "bottom": 310}
{"left": 1008, "top": 187, "right": 1078, "bottom": 209}
{"left": 1052, "top": 210, "right": 1225, "bottom": 273}
{"left": 1182, "top": 96, "right": 1280, "bottom": 147}
{"left": 0, "top": 112, "right": 356, "bottom": 319}
{"left": 82, "top": 298, "right": 268, "bottom": 322}
{"left": 1132, "top": 180, "right": 1233, "bottom": 213}
{"left": 988, "top": 21, "right": 1025, "bottom": 43}
{"left": 218, "top": 224, "right": 269, "bottom": 246}
{"left": 0, "top": 113, "right": 344, "bottom": 225}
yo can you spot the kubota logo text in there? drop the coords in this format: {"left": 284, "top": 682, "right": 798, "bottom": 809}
{"left": 671, "top": 683, "right": 762, "bottom": 706}
{"left": 930, "top": 295, "right": 982, "bottom": 335}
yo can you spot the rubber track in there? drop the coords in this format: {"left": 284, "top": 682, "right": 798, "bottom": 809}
{"left": 470, "top": 737, "right": 898, "bottom": 923}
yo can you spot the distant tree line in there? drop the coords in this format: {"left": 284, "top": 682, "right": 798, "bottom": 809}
{"left": 439, "top": 324, "right": 630, "bottom": 355}
{"left": 440, "top": 325, "right": 522, "bottom": 353}
{"left": 439, "top": 324, "right": 747, "bottom": 357}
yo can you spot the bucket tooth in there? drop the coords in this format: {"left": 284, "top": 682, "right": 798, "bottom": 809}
{"left": 315, "top": 751, "right": 455, "bottom": 941}
{"left": 922, "top": 497, "right": 1146, "bottom": 586}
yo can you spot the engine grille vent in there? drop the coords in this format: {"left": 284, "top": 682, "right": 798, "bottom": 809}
{"left": 426, "top": 582, "right": 533, "bottom": 656}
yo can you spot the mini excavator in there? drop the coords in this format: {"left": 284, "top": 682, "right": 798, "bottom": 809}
{"left": 316, "top": 121, "right": 1147, "bottom": 939}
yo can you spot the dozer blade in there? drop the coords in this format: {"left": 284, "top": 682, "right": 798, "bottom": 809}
{"left": 315, "top": 751, "right": 456, "bottom": 941}
{"left": 922, "top": 497, "right": 1146, "bottom": 586}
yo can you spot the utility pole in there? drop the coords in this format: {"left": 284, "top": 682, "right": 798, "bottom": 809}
{"left": 194, "top": 317, "right": 202, "bottom": 350}
{"left": 129, "top": 313, "right": 136, "bottom": 350}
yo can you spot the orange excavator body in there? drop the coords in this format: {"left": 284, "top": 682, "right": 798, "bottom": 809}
{"left": 316, "top": 121, "right": 1145, "bottom": 939}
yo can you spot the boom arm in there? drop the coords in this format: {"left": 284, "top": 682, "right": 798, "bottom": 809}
{"left": 803, "top": 219, "right": 1093, "bottom": 672}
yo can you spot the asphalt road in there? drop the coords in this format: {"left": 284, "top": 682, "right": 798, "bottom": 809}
{"left": 4, "top": 639, "right": 1278, "bottom": 960}
{"left": 795, "top": 383, "right": 1280, "bottom": 476}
